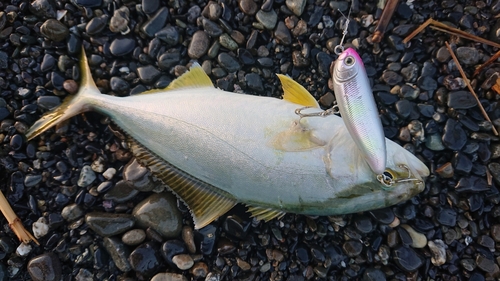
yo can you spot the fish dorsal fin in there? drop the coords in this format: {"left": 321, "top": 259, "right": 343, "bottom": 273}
{"left": 277, "top": 74, "right": 320, "bottom": 108}
{"left": 126, "top": 137, "right": 237, "bottom": 229}
{"left": 138, "top": 63, "right": 214, "bottom": 95}
{"left": 246, "top": 205, "right": 286, "bottom": 222}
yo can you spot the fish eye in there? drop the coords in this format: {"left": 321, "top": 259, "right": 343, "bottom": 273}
{"left": 377, "top": 170, "right": 395, "bottom": 187}
{"left": 344, "top": 56, "right": 355, "bottom": 66}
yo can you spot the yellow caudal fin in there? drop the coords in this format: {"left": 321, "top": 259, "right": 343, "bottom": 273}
{"left": 277, "top": 74, "right": 320, "bottom": 108}
{"left": 26, "top": 47, "right": 101, "bottom": 140}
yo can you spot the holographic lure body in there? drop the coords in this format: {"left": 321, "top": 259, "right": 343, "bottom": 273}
{"left": 332, "top": 47, "right": 387, "bottom": 175}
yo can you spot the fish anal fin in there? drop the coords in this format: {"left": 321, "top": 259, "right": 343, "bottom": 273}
{"left": 126, "top": 137, "right": 237, "bottom": 229}
{"left": 277, "top": 74, "right": 320, "bottom": 108}
{"left": 246, "top": 205, "right": 286, "bottom": 222}
{"left": 139, "top": 63, "right": 213, "bottom": 95}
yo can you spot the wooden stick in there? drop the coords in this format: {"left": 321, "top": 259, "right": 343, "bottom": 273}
{"left": 402, "top": 18, "right": 433, "bottom": 44}
{"left": 473, "top": 49, "right": 500, "bottom": 77}
{"left": 445, "top": 42, "right": 499, "bottom": 136}
{"left": 0, "top": 190, "right": 39, "bottom": 245}
{"left": 404, "top": 18, "right": 500, "bottom": 49}
{"left": 372, "top": 0, "right": 400, "bottom": 43}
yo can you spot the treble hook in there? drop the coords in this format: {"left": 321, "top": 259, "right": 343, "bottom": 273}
{"left": 294, "top": 106, "right": 338, "bottom": 119}
{"left": 334, "top": 8, "right": 352, "bottom": 55}
{"left": 376, "top": 164, "right": 423, "bottom": 188}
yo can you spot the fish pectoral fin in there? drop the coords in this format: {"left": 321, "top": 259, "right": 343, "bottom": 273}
{"left": 126, "top": 137, "right": 237, "bottom": 229}
{"left": 269, "top": 122, "right": 326, "bottom": 151}
{"left": 139, "top": 63, "right": 214, "bottom": 95}
{"left": 276, "top": 74, "right": 320, "bottom": 108}
{"left": 246, "top": 205, "right": 286, "bottom": 222}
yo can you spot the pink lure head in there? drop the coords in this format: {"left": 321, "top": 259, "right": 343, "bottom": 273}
{"left": 333, "top": 48, "right": 365, "bottom": 82}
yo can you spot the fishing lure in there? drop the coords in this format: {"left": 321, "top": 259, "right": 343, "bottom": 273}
{"left": 331, "top": 13, "right": 387, "bottom": 175}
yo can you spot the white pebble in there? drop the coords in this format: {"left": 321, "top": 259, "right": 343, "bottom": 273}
{"left": 91, "top": 157, "right": 105, "bottom": 173}
{"left": 32, "top": 217, "right": 49, "bottom": 238}
{"left": 16, "top": 243, "right": 32, "bottom": 256}
{"left": 103, "top": 168, "right": 117, "bottom": 180}
{"left": 151, "top": 272, "right": 188, "bottom": 281}
{"left": 401, "top": 224, "right": 427, "bottom": 248}
{"left": 428, "top": 239, "right": 447, "bottom": 266}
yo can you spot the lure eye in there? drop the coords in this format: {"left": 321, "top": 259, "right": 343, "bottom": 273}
{"left": 344, "top": 56, "right": 355, "bottom": 66}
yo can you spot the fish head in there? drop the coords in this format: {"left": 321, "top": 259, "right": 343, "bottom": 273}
{"left": 333, "top": 47, "right": 365, "bottom": 83}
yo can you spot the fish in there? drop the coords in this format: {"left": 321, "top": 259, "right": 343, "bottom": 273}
{"left": 332, "top": 47, "right": 387, "bottom": 175}
{"left": 26, "top": 48, "right": 429, "bottom": 229}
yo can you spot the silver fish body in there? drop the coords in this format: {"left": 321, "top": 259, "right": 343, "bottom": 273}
{"left": 26, "top": 49, "right": 429, "bottom": 229}
{"left": 332, "top": 47, "right": 387, "bottom": 175}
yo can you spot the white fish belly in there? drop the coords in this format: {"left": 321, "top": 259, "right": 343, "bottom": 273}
{"left": 92, "top": 89, "right": 356, "bottom": 208}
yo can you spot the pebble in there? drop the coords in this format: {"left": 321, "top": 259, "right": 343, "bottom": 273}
{"left": 73, "top": 0, "right": 102, "bottom": 7}
{"left": 61, "top": 203, "right": 84, "bottom": 222}
{"left": 156, "top": 26, "right": 179, "bottom": 45}
{"left": 393, "top": 246, "right": 423, "bottom": 272}
{"left": 27, "top": 253, "right": 62, "bottom": 281}
{"left": 151, "top": 273, "right": 188, "bottom": 281}
{"left": 129, "top": 242, "right": 161, "bottom": 278}
{"left": 141, "top": 7, "right": 169, "bottom": 37}
{"left": 143, "top": 0, "right": 160, "bottom": 14}
{"left": 256, "top": 10, "right": 278, "bottom": 30}
{"left": 245, "top": 73, "right": 264, "bottom": 92}
{"left": 190, "top": 262, "right": 208, "bottom": 278}
{"left": 133, "top": 193, "right": 182, "bottom": 238}
{"left": 103, "top": 237, "right": 131, "bottom": 272}
{"left": 17, "top": 243, "right": 32, "bottom": 256}
{"left": 476, "top": 255, "right": 496, "bottom": 273}
{"left": 29, "top": 0, "right": 56, "bottom": 19}
{"left": 85, "top": 212, "right": 135, "bottom": 237}
{"left": 286, "top": 0, "right": 307, "bottom": 16}
{"left": 239, "top": 0, "right": 258, "bottom": 15}
{"left": 122, "top": 229, "right": 147, "bottom": 246}
{"left": 137, "top": 65, "right": 161, "bottom": 84}
{"left": 456, "top": 47, "right": 480, "bottom": 65}
{"left": 182, "top": 226, "right": 196, "bottom": 254}
{"left": 275, "top": 21, "right": 292, "bottom": 45}
{"left": 381, "top": 71, "right": 403, "bottom": 85}
{"left": 85, "top": 15, "right": 108, "bottom": 35}
{"left": 219, "top": 33, "right": 238, "bottom": 51}
{"left": 40, "top": 19, "right": 69, "bottom": 42}
{"left": 104, "top": 180, "right": 139, "bottom": 203}
{"left": 342, "top": 240, "right": 363, "bottom": 257}
{"left": 188, "top": 31, "right": 209, "bottom": 59}
{"left": 32, "top": 217, "right": 49, "bottom": 238}
{"left": 110, "top": 37, "right": 135, "bottom": 56}
{"left": 447, "top": 91, "right": 477, "bottom": 109}
{"left": 436, "top": 162, "right": 454, "bottom": 178}
{"left": 109, "top": 6, "right": 129, "bottom": 33}
{"left": 401, "top": 224, "right": 427, "bottom": 248}
{"left": 78, "top": 165, "right": 96, "bottom": 187}
{"left": 428, "top": 240, "right": 447, "bottom": 266}
{"left": 437, "top": 208, "right": 457, "bottom": 227}
{"left": 442, "top": 119, "right": 467, "bottom": 151}
{"left": 217, "top": 53, "right": 240, "bottom": 72}
{"left": 172, "top": 254, "right": 194, "bottom": 270}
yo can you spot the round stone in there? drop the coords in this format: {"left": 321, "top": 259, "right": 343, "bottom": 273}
{"left": 188, "top": 31, "right": 209, "bottom": 59}
{"left": 132, "top": 193, "right": 182, "bottom": 238}
{"left": 27, "top": 253, "right": 62, "bottom": 281}
{"left": 40, "top": 19, "right": 69, "bottom": 42}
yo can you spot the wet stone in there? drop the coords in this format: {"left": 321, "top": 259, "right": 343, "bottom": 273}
{"left": 41, "top": 54, "right": 56, "bottom": 72}
{"left": 103, "top": 237, "right": 131, "bottom": 272}
{"left": 417, "top": 76, "right": 438, "bottom": 92}
{"left": 24, "top": 174, "right": 42, "bottom": 187}
{"left": 162, "top": 240, "right": 187, "bottom": 266}
{"left": 316, "top": 52, "right": 333, "bottom": 78}
{"left": 152, "top": 273, "right": 188, "bottom": 281}
{"left": 382, "top": 71, "right": 403, "bottom": 85}
{"left": 245, "top": 73, "right": 264, "bottom": 92}
{"left": 61, "top": 203, "right": 84, "bottom": 222}
{"left": 137, "top": 65, "right": 161, "bottom": 84}
{"left": 476, "top": 255, "right": 496, "bottom": 273}
{"left": 393, "top": 246, "right": 423, "bottom": 272}
{"left": 452, "top": 152, "right": 472, "bottom": 174}
{"left": 219, "top": 33, "right": 238, "bottom": 51}
{"left": 110, "top": 77, "right": 130, "bottom": 96}
{"left": 354, "top": 216, "right": 373, "bottom": 234}
{"left": 275, "top": 21, "right": 292, "bottom": 45}
{"left": 73, "top": 0, "right": 102, "bottom": 7}
{"left": 188, "top": 31, "right": 209, "bottom": 58}
{"left": 401, "top": 224, "right": 427, "bottom": 248}
{"left": 122, "top": 229, "right": 146, "bottom": 246}
{"left": 437, "top": 208, "right": 457, "bottom": 227}
{"left": 436, "top": 46, "right": 451, "bottom": 62}
{"left": 156, "top": 26, "right": 179, "bottom": 46}
{"left": 436, "top": 162, "right": 454, "bottom": 178}
{"left": 238, "top": 48, "right": 255, "bottom": 65}
{"left": 256, "top": 10, "right": 278, "bottom": 30}
{"left": 78, "top": 165, "right": 96, "bottom": 187}
{"left": 395, "top": 99, "right": 412, "bottom": 118}
{"left": 143, "top": 0, "right": 159, "bottom": 14}
{"left": 456, "top": 47, "right": 480, "bottom": 65}
{"left": 447, "top": 91, "right": 477, "bottom": 109}
{"left": 286, "top": 0, "right": 306, "bottom": 16}
{"left": 133, "top": 193, "right": 182, "bottom": 238}
{"left": 172, "top": 254, "right": 194, "bottom": 270}
{"left": 239, "top": 0, "right": 258, "bottom": 15}
{"left": 85, "top": 212, "right": 135, "bottom": 237}
{"left": 428, "top": 240, "right": 447, "bottom": 266}
{"left": 104, "top": 180, "right": 139, "bottom": 203}
{"left": 141, "top": 7, "right": 169, "bottom": 37}
{"left": 110, "top": 6, "right": 130, "bottom": 33}
{"left": 86, "top": 15, "right": 108, "bottom": 35}
{"left": 343, "top": 240, "right": 363, "bottom": 257}
{"left": 27, "top": 253, "right": 62, "bottom": 281}
{"left": 40, "top": 19, "right": 69, "bottom": 42}
{"left": 29, "top": 0, "right": 56, "bottom": 19}
{"left": 362, "top": 268, "right": 386, "bottom": 281}
{"left": 369, "top": 208, "right": 395, "bottom": 224}
{"left": 110, "top": 37, "right": 135, "bottom": 56}
{"left": 442, "top": 119, "right": 467, "bottom": 151}
{"left": 190, "top": 262, "right": 208, "bottom": 278}
{"left": 218, "top": 53, "right": 240, "bottom": 72}
{"left": 129, "top": 242, "right": 161, "bottom": 278}
{"left": 202, "top": 18, "right": 222, "bottom": 37}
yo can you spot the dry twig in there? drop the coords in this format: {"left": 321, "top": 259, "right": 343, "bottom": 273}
{"left": 473, "top": 49, "right": 500, "bottom": 77}
{"left": 372, "top": 0, "right": 400, "bottom": 43}
{"left": 445, "top": 42, "right": 499, "bottom": 136}
{"left": 403, "top": 19, "right": 500, "bottom": 49}
{"left": 0, "top": 190, "right": 39, "bottom": 245}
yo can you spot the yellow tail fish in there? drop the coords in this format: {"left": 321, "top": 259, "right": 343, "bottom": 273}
{"left": 26, "top": 48, "right": 429, "bottom": 229}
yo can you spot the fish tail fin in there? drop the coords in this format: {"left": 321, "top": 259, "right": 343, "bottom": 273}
{"left": 26, "top": 47, "right": 100, "bottom": 141}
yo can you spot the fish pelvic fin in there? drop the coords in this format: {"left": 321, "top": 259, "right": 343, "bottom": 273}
{"left": 277, "top": 74, "right": 320, "bottom": 108}
{"left": 126, "top": 136, "right": 237, "bottom": 229}
{"left": 26, "top": 47, "right": 100, "bottom": 140}
{"left": 246, "top": 205, "right": 286, "bottom": 222}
